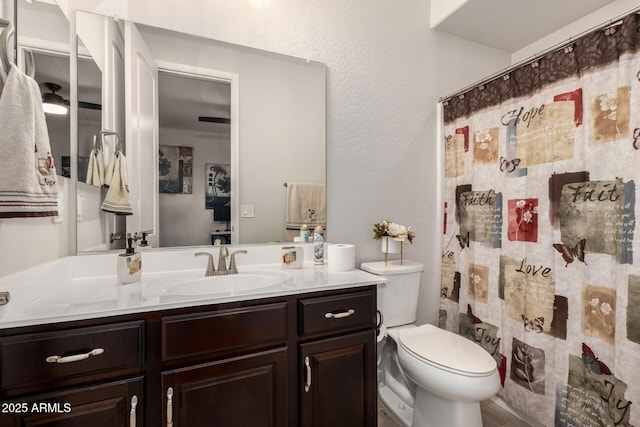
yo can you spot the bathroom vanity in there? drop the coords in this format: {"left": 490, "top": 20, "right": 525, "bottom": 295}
{"left": 0, "top": 246, "right": 380, "bottom": 426}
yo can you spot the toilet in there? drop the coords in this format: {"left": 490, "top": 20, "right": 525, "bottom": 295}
{"left": 361, "top": 260, "right": 500, "bottom": 427}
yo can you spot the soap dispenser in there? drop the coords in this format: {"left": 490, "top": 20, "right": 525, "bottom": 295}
{"left": 137, "top": 232, "right": 152, "bottom": 251}
{"left": 300, "top": 224, "right": 310, "bottom": 242}
{"left": 117, "top": 234, "right": 142, "bottom": 284}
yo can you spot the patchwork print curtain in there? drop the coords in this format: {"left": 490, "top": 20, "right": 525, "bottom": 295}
{"left": 441, "top": 13, "right": 640, "bottom": 427}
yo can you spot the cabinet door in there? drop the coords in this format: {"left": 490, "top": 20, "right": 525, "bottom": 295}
{"left": 300, "top": 330, "right": 376, "bottom": 427}
{"left": 162, "top": 347, "right": 287, "bottom": 427}
{"left": 0, "top": 377, "right": 143, "bottom": 426}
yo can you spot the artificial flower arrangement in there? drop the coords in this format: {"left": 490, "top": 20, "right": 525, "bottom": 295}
{"left": 373, "top": 219, "right": 415, "bottom": 264}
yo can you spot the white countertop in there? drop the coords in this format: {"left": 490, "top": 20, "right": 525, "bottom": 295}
{"left": 0, "top": 244, "right": 384, "bottom": 330}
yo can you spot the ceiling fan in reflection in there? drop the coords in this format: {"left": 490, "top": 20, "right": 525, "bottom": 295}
{"left": 198, "top": 116, "right": 231, "bottom": 124}
{"left": 42, "top": 82, "right": 102, "bottom": 116}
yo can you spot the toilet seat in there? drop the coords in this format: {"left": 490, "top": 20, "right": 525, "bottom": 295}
{"left": 398, "top": 324, "right": 496, "bottom": 377}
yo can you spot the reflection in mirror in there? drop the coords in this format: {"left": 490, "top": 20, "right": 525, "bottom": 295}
{"left": 16, "top": 2, "right": 326, "bottom": 251}
{"left": 74, "top": 11, "right": 128, "bottom": 251}
{"left": 73, "top": 10, "right": 326, "bottom": 252}
{"left": 27, "top": 50, "right": 101, "bottom": 183}
{"left": 16, "top": 0, "right": 75, "bottom": 177}
{"left": 158, "top": 71, "right": 231, "bottom": 247}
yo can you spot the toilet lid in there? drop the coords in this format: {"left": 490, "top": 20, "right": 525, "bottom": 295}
{"left": 398, "top": 324, "right": 496, "bottom": 376}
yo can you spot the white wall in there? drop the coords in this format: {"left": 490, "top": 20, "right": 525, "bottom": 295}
{"left": 430, "top": 0, "right": 468, "bottom": 28}
{"left": 0, "top": 0, "right": 9, "bottom": 20}
{"left": 2, "top": 0, "right": 511, "bottom": 324}
{"left": 0, "top": 179, "right": 70, "bottom": 275}
{"left": 513, "top": 0, "right": 640, "bottom": 63}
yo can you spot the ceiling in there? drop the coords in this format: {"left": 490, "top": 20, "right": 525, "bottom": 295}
{"left": 31, "top": 51, "right": 231, "bottom": 134}
{"left": 158, "top": 72, "right": 231, "bottom": 134}
{"left": 432, "top": 0, "right": 617, "bottom": 53}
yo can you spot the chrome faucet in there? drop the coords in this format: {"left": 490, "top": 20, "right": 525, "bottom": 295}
{"left": 217, "top": 246, "right": 229, "bottom": 275}
{"left": 194, "top": 248, "right": 248, "bottom": 276}
{"left": 195, "top": 252, "right": 216, "bottom": 276}
{"left": 228, "top": 250, "right": 247, "bottom": 274}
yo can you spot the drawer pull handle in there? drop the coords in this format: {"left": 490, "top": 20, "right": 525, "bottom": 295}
{"left": 167, "top": 387, "right": 174, "bottom": 427}
{"left": 45, "top": 348, "right": 104, "bottom": 364}
{"left": 130, "top": 395, "right": 138, "bottom": 427}
{"left": 324, "top": 309, "right": 355, "bottom": 319}
{"left": 304, "top": 356, "right": 312, "bottom": 392}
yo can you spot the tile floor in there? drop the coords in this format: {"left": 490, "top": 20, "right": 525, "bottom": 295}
{"left": 378, "top": 399, "right": 532, "bottom": 427}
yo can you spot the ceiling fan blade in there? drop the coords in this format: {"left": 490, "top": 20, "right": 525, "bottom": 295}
{"left": 78, "top": 101, "right": 102, "bottom": 111}
{"left": 62, "top": 99, "right": 102, "bottom": 111}
{"left": 199, "top": 116, "right": 230, "bottom": 124}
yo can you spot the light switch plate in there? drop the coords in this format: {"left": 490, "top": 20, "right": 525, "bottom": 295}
{"left": 241, "top": 204, "right": 255, "bottom": 218}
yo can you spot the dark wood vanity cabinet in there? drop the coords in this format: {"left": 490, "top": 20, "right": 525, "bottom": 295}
{"left": 1, "top": 377, "right": 144, "bottom": 426}
{"left": 298, "top": 291, "right": 377, "bottom": 427}
{"left": 0, "top": 285, "right": 376, "bottom": 427}
{"left": 161, "top": 348, "right": 288, "bottom": 427}
{"left": 0, "top": 320, "right": 145, "bottom": 426}
{"left": 159, "top": 301, "right": 289, "bottom": 426}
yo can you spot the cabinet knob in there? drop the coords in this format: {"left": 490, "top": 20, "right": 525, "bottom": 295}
{"left": 167, "top": 387, "right": 174, "bottom": 427}
{"left": 304, "top": 356, "right": 312, "bottom": 392}
{"left": 45, "top": 348, "right": 104, "bottom": 364}
{"left": 130, "top": 395, "right": 138, "bottom": 427}
{"left": 324, "top": 309, "right": 355, "bottom": 319}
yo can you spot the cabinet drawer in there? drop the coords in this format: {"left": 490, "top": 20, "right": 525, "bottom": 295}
{"left": 162, "top": 302, "right": 287, "bottom": 361}
{"left": 298, "top": 290, "right": 375, "bottom": 336}
{"left": 0, "top": 321, "right": 144, "bottom": 390}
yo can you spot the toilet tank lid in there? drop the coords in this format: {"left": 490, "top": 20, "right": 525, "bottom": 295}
{"left": 398, "top": 324, "right": 496, "bottom": 375}
{"left": 360, "top": 260, "right": 423, "bottom": 275}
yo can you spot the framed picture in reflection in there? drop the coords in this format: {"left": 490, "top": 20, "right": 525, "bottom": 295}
{"left": 206, "top": 163, "right": 230, "bottom": 217}
{"left": 159, "top": 145, "right": 193, "bottom": 194}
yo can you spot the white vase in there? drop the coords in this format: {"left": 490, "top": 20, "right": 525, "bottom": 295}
{"left": 381, "top": 236, "right": 401, "bottom": 254}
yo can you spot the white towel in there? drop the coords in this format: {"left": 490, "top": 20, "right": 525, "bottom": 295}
{"left": 285, "top": 182, "right": 326, "bottom": 241}
{"left": 85, "top": 148, "right": 104, "bottom": 187}
{"left": 103, "top": 152, "right": 116, "bottom": 188}
{"left": 101, "top": 152, "right": 133, "bottom": 215}
{"left": 0, "top": 64, "right": 58, "bottom": 217}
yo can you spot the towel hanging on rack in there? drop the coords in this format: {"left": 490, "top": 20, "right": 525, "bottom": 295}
{"left": 98, "top": 130, "right": 122, "bottom": 188}
{"left": 284, "top": 182, "right": 326, "bottom": 241}
{"left": 101, "top": 152, "right": 133, "bottom": 215}
{"left": 0, "top": 63, "right": 59, "bottom": 217}
{"left": 86, "top": 135, "right": 105, "bottom": 187}
{"left": 0, "top": 18, "right": 14, "bottom": 78}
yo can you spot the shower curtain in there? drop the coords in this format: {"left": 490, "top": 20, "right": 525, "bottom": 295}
{"left": 440, "top": 13, "right": 640, "bottom": 427}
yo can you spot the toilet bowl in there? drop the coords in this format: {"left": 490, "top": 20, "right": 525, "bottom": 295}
{"left": 397, "top": 324, "right": 500, "bottom": 427}
{"left": 362, "top": 260, "right": 500, "bottom": 427}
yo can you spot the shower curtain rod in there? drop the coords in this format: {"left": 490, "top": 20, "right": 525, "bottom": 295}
{"left": 438, "top": 5, "right": 640, "bottom": 103}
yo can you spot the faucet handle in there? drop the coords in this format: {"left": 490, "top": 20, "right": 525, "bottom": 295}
{"left": 217, "top": 246, "right": 230, "bottom": 274}
{"left": 229, "top": 250, "right": 248, "bottom": 274}
{"left": 195, "top": 252, "right": 215, "bottom": 276}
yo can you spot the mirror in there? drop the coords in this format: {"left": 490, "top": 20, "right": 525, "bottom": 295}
{"left": 17, "top": 2, "right": 326, "bottom": 252}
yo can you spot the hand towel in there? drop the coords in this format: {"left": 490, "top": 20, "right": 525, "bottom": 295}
{"left": 285, "top": 182, "right": 326, "bottom": 241}
{"left": 101, "top": 152, "right": 133, "bottom": 215}
{"left": 103, "top": 151, "right": 116, "bottom": 188}
{"left": 0, "top": 64, "right": 58, "bottom": 217}
{"left": 85, "top": 148, "right": 104, "bottom": 187}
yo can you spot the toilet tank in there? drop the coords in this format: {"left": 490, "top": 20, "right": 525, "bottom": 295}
{"left": 360, "top": 260, "right": 423, "bottom": 327}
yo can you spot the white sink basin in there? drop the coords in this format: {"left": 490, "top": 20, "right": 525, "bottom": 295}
{"left": 163, "top": 269, "right": 293, "bottom": 296}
